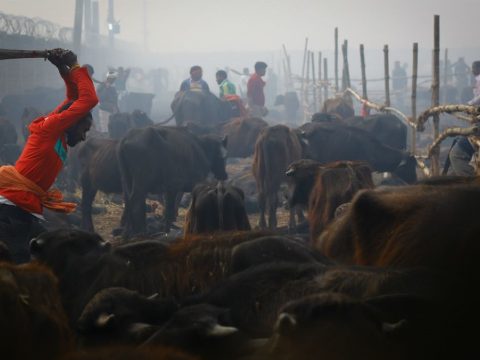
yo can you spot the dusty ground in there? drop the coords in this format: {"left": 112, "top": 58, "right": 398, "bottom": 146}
{"left": 90, "top": 157, "right": 291, "bottom": 242}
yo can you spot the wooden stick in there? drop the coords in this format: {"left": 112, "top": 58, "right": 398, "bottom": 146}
{"left": 431, "top": 15, "right": 441, "bottom": 176}
{"left": 334, "top": 28, "right": 339, "bottom": 92}
{"left": 427, "top": 126, "right": 480, "bottom": 158}
{"left": 318, "top": 51, "right": 323, "bottom": 110}
{"left": 411, "top": 43, "right": 419, "bottom": 155}
{"left": 360, "top": 44, "right": 368, "bottom": 100}
{"left": 443, "top": 48, "right": 449, "bottom": 103}
{"left": 324, "top": 57, "right": 329, "bottom": 101}
{"left": 305, "top": 50, "right": 311, "bottom": 117}
{"left": 301, "top": 38, "right": 309, "bottom": 119}
{"left": 345, "top": 87, "right": 416, "bottom": 128}
{"left": 383, "top": 44, "right": 391, "bottom": 107}
{"left": 311, "top": 51, "right": 317, "bottom": 113}
{"left": 417, "top": 104, "right": 480, "bottom": 130}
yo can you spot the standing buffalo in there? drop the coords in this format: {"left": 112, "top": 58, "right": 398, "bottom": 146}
{"left": 300, "top": 122, "right": 417, "bottom": 183}
{"left": 253, "top": 125, "right": 304, "bottom": 230}
{"left": 118, "top": 126, "right": 228, "bottom": 235}
{"left": 108, "top": 110, "right": 154, "bottom": 139}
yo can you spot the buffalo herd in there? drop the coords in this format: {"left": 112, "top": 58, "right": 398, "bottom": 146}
{"left": 1, "top": 93, "right": 479, "bottom": 359}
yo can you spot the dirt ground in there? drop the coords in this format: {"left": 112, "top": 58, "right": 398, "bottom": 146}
{"left": 90, "top": 157, "right": 291, "bottom": 242}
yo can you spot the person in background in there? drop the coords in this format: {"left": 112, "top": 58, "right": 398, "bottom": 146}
{"left": 216, "top": 70, "right": 236, "bottom": 99}
{"left": 0, "top": 49, "right": 98, "bottom": 263}
{"left": 467, "top": 61, "right": 480, "bottom": 106}
{"left": 247, "top": 61, "right": 268, "bottom": 117}
{"left": 180, "top": 66, "right": 210, "bottom": 92}
{"left": 216, "top": 70, "right": 247, "bottom": 117}
{"left": 96, "top": 71, "right": 119, "bottom": 132}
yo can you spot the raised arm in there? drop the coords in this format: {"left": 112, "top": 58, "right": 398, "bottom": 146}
{"left": 42, "top": 67, "right": 98, "bottom": 135}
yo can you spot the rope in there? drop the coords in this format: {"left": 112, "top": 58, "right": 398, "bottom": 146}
{"left": 417, "top": 105, "right": 480, "bottom": 131}
{"left": 343, "top": 87, "right": 416, "bottom": 128}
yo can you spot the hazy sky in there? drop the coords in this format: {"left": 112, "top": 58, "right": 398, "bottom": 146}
{"left": 1, "top": 0, "right": 478, "bottom": 53}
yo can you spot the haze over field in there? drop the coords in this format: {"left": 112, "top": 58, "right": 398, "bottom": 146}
{"left": 2, "top": 0, "right": 479, "bottom": 52}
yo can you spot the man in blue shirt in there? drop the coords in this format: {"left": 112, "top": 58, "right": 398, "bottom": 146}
{"left": 180, "top": 65, "right": 210, "bottom": 92}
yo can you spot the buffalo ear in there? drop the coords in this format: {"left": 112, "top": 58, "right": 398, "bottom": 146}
{"left": 275, "top": 313, "right": 297, "bottom": 336}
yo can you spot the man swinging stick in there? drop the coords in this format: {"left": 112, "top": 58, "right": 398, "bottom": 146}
{"left": 0, "top": 48, "right": 98, "bottom": 263}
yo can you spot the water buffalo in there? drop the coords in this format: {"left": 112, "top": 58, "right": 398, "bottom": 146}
{"left": 184, "top": 182, "right": 251, "bottom": 236}
{"left": 0, "top": 117, "right": 18, "bottom": 147}
{"left": 118, "top": 126, "right": 228, "bottom": 235}
{"left": 343, "top": 114, "right": 407, "bottom": 150}
{"left": 171, "top": 91, "right": 233, "bottom": 127}
{"left": 253, "top": 125, "right": 304, "bottom": 230}
{"left": 108, "top": 110, "right": 154, "bottom": 139}
{"left": 300, "top": 122, "right": 417, "bottom": 183}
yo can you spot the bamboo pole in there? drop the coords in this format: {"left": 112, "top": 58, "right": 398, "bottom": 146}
{"left": 324, "top": 57, "right": 329, "bottom": 101}
{"left": 311, "top": 51, "right": 317, "bottom": 113}
{"left": 282, "top": 44, "right": 293, "bottom": 90}
{"left": 301, "top": 38, "right": 309, "bottom": 120}
{"left": 428, "top": 126, "right": 480, "bottom": 158}
{"left": 417, "top": 104, "right": 480, "bottom": 130}
{"left": 334, "top": 28, "right": 339, "bottom": 93}
{"left": 305, "top": 50, "right": 311, "bottom": 116}
{"left": 443, "top": 48, "right": 449, "bottom": 103}
{"left": 411, "top": 42, "right": 419, "bottom": 155}
{"left": 360, "top": 44, "right": 368, "bottom": 100}
{"left": 342, "top": 40, "right": 351, "bottom": 91}
{"left": 431, "top": 15, "right": 441, "bottom": 176}
{"left": 318, "top": 51, "right": 323, "bottom": 110}
{"left": 383, "top": 44, "right": 391, "bottom": 107}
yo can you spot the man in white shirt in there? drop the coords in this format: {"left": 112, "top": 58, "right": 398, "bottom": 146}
{"left": 467, "top": 61, "right": 480, "bottom": 106}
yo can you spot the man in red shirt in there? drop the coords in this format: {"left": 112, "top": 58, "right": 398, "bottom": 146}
{"left": 247, "top": 61, "right": 268, "bottom": 117}
{"left": 0, "top": 49, "right": 98, "bottom": 263}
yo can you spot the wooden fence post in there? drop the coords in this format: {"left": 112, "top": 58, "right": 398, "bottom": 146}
{"left": 342, "top": 40, "right": 351, "bottom": 91}
{"left": 383, "top": 44, "right": 391, "bottom": 107}
{"left": 324, "top": 57, "right": 329, "bottom": 102}
{"left": 431, "top": 15, "right": 441, "bottom": 175}
{"left": 335, "top": 27, "right": 339, "bottom": 93}
{"left": 443, "top": 48, "right": 449, "bottom": 103}
{"left": 311, "top": 51, "right": 317, "bottom": 113}
{"left": 360, "top": 44, "right": 368, "bottom": 100}
{"left": 411, "top": 42, "right": 418, "bottom": 155}
{"left": 318, "top": 51, "right": 323, "bottom": 110}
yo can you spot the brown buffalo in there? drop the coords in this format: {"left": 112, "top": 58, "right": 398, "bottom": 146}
{"left": 253, "top": 125, "right": 303, "bottom": 230}
{"left": 184, "top": 182, "right": 251, "bottom": 236}
{"left": 317, "top": 183, "right": 480, "bottom": 270}
{"left": 0, "top": 262, "right": 73, "bottom": 360}
{"left": 321, "top": 96, "right": 354, "bottom": 119}
{"left": 308, "top": 161, "right": 374, "bottom": 241}
{"left": 221, "top": 117, "right": 268, "bottom": 158}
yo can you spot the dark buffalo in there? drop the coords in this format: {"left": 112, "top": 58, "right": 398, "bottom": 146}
{"left": 268, "top": 292, "right": 436, "bottom": 360}
{"left": 108, "top": 110, "right": 154, "bottom": 139}
{"left": 0, "top": 262, "right": 73, "bottom": 360}
{"left": 63, "top": 346, "right": 195, "bottom": 360}
{"left": 171, "top": 91, "right": 233, "bottom": 127}
{"left": 253, "top": 125, "right": 304, "bottom": 230}
{"left": 0, "top": 241, "right": 12, "bottom": 262}
{"left": 118, "top": 126, "right": 228, "bottom": 235}
{"left": 0, "top": 117, "right": 17, "bottom": 146}
{"left": 77, "top": 137, "right": 122, "bottom": 232}
{"left": 300, "top": 122, "right": 417, "bottom": 183}
{"left": 184, "top": 182, "right": 251, "bottom": 236}
{"left": 343, "top": 114, "right": 407, "bottom": 150}
{"left": 0, "top": 143, "right": 22, "bottom": 165}
{"left": 29, "top": 229, "right": 275, "bottom": 321}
